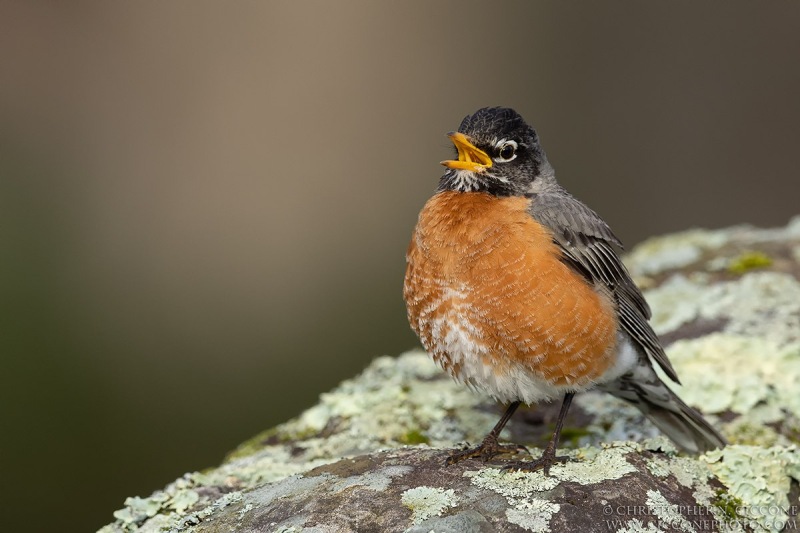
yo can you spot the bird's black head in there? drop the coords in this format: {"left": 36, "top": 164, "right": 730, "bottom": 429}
{"left": 438, "top": 107, "right": 554, "bottom": 196}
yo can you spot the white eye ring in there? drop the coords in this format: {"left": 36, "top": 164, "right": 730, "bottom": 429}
{"left": 494, "top": 139, "right": 518, "bottom": 162}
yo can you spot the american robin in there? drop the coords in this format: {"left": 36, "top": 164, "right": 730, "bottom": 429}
{"left": 403, "top": 107, "right": 725, "bottom": 473}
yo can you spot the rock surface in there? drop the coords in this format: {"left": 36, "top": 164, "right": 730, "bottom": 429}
{"left": 100, "top": 218, "right": 800, "bottom": 533}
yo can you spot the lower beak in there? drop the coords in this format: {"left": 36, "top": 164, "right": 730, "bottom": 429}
{"left": 441, "top": 132, "right": 493, "bottom": 172}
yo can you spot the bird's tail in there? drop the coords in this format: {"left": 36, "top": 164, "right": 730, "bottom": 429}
{"left": 601, "top": 369, "right": 726, "bottom": 453}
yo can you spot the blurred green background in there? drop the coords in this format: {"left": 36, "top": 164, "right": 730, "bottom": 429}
{"left": 2, "top": 2, "right": 799, "bottom": 531}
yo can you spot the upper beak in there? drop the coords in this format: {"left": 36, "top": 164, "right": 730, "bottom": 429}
{"left": 440, "top": 132, "right": 493, "bottom": 172}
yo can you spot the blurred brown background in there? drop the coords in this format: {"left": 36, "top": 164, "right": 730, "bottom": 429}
{"left": 1, "top": 1, "right": 798, "bottom": 531}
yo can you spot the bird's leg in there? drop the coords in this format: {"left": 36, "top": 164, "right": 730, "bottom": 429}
{"left": 445, "top": 401, "right": 529, "bottom": 465}
{"left": 502, "top": 392, "right": 575, "bottom": 475}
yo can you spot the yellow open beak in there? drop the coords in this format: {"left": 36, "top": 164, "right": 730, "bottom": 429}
{"left": 440, "top": 132, "right": 493, "bottom": 172}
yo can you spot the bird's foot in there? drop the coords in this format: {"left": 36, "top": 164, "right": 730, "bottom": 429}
{"left": 445, "top": 434, "right": 529, "bottom": 466}
{"left": 500, "top": 446, "right": 570, "bottom": 476}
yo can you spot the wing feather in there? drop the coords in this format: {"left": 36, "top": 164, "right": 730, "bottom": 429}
{"left": 528, "top": 188, "right": 679, "bottom": 384}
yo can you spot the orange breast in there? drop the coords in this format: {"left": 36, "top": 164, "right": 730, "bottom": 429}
{"left": 404, "top": 191, "right": 618, "bottom": 389}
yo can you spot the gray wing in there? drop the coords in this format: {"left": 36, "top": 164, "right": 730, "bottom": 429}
{"left": 528, "top": 188, "right": 680, "bottom": 384}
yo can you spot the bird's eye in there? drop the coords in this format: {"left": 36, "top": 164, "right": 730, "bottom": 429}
{"left": 495, "top": 140, "right": 518, "bottom": 162}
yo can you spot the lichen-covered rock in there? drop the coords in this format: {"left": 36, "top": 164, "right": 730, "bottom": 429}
{"left": 100, "top": 444, "right": 770, "bottom": 532}
{"left": 100, "top": 218, "right": 800, "bottom": 533}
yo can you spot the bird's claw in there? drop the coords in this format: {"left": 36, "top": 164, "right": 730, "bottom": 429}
{"left": 501, "top": 453, "right": 570, "bottom": 476}
{"left": 445, "top": 436, "right": 528, "bottom": 466}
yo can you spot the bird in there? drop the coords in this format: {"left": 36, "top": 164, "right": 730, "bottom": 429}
{"left": 403, "top": 107, "right": 726, "bottom": 473}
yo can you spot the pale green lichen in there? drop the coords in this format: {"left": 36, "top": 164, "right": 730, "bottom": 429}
{"left": 689, "top": 472, "right": 740, "bottom": 532}
{"left": 632, "top": 263, "right": 800, "bottom": 447}
{"left": 792, "top": 244, "right": 800, "bottom": 263}
{"left": 642, "top": 438, "right": 681, "bottom": 478}
{"left": 466, "top": 464, "right": 560, "bottom": 498}
{"left": 198, "top": 442, "right": 334, "bottom": 488}
{"left": 237, "top": 502, "right": 254, "bottom": 520}
{"left": 555, "top": 442, "right": 640, "bottom": 484}
{"left": 466, "top": 445, "right": 725, "bottom": 532}
{"left": 625, "top": 216, "right": 800, "bottom": 278}
{"left": 276, "top": 351, "right": 492, "bottom": 461}
{"left": 172, "top": 490, "right": 243, "bottom": 531}
{"left": 505, "top": 498, "right": 560, "bottom": 533}
{"left": 201, "top": 350, "right": 496, "bottom": 497}
{"left": 665, "top": 456, "right": 713, "bottom": 489}
{"left": 625, "top": 228, "right": 731, "bottom": 276}
{"left": 400, "top": 486, "right": 457, "bottom": 524}
{"left": 646, "top": 489, "right": 694, "bottom": 532}
{"left": 465, "top": 466, "right": 565, "bottom": 532}
{"left": 578, "top": 331, "right": 800, "bottom": 449}
{"left": 466, "top": 443, "right": 639, "bottom": 507}
{"left": 656, "top": 333, "right": 800, "bottom": 424}
{"left": 641, "top": 274, "right": 708, "bottom": 334}
{"left": 641, "top": 436, "right": 678, "bottom": 456}
{"left": 645, "top": 458, "right": 670, "bottom": 478}
{"left": 660, "top": 334, "right": 800, "bottom": 442}
{"left": 574, "top": 391, "right": 663, "bottom": 445}
{"left": 702, "top": 445, "right": 800, "bottom": 532}
{"left": 646, "top": 272, "right": 800, "bottom": 345}
{"left": 170, "top": 489, "right": 200, "bottom": 514}
{"left": 102, "top": 474, "right": 204, "bottom": 532}
{"left": 111, "top": 495, "right": 164, "bottom": 527}
{"left": 724, "top": 417, "right": 786, "bottom": 447}
{"left": 625, "top": 220, "right": 800, "bottom": 459}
